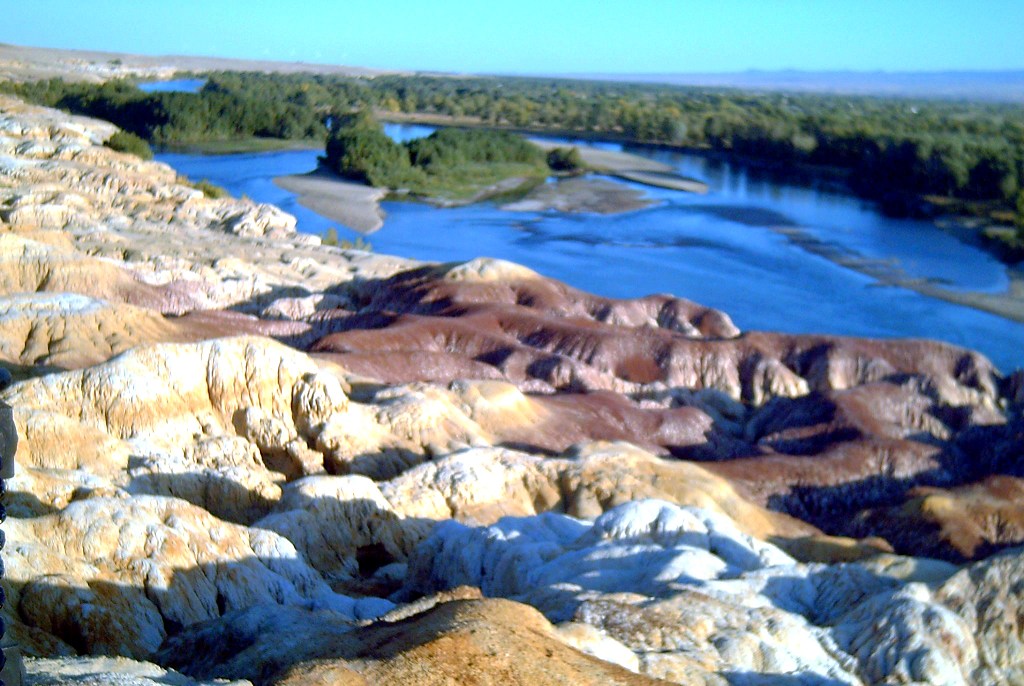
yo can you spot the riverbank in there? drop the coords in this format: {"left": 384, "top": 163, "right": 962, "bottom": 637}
{"left": 925, "top": 199, "right": 1024, "bottom": 263}
{"left": 163, "top": 137, "right": 322, "bottom": 155}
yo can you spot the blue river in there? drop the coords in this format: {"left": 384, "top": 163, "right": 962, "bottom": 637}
{"left": 156, "top": 124, "right": 1024, "bottom": 373}
{"left": 138, "top": 78, "right": 207, "bottom": 93}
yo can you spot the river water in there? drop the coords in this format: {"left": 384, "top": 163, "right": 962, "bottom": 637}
{"left": 156, "top": 124, "right": 1024, "bottom": 372}
{"left": 138, "top": 78, "right": 207, "bottom": 93}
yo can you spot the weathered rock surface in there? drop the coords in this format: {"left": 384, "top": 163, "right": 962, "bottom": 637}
{"left": 4, "top": 494, "right": 370, "bottom": 659}
{"left": 0, "top": 292, "right": 183, "bottom": 373}
{"left": 0, "top": 94, "right": 418, "bottom": 376}
{"left": 3, "top": 95, "right": 1024, "bottom": 686}
{"left": 398, "top": 499, "right": 1024, "bottom": 685}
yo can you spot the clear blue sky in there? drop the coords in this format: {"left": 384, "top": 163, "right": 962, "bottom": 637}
{"left": 4, "top": 0, "right": 1022, "bottom": 74}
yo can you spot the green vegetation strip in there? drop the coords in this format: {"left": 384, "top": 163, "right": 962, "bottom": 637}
{"left": 4, "top": 70, "right": 1022, "bottom": 230}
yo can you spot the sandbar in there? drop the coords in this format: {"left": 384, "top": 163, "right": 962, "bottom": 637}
{"left": 529, "top": 140, "right": 708, "bottom": 193}
{"left": 898, "top": 270, "right": 1024, "bottom": 325}
{"left": 772, "top": 225, "right": 1024, "bottom": 324}
{"left": 502, "top": 176, "right": 654, "bottom": 214}
{"left": 274, "top": 169, "right": 387, "bottom": 234}
{"left": 612, "top": 170, "right": 708, "bottom": 193}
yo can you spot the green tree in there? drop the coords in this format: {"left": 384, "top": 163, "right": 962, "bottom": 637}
{"left": 546, "top": 146, "right": 584, "bottom": 173}
{"left": 323, "top": 110, "right": 417, "bottom": 187}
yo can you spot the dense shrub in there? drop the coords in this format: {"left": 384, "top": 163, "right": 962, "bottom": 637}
{"left": 323, "top": 111, "right": 422, "bottom": 187}
{"left": 191, "top": 178, "right": 228, "bottom": 199}
{"left": 546, "top": 146, "right": 584, "bottom": 172}
{"left": 407, "top": 128, "right": 543, "bottom": 169}
{"left": 105, "top": 130, "right": 153, "bottom": 159}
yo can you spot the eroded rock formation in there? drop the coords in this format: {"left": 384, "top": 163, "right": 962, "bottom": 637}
{"left": 2, "top": 95, "right": 1023, "bottom": 685}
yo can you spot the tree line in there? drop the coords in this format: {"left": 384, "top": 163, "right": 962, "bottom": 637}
{"left": 3, "top": 70, "right": 1022, "bottom": 218}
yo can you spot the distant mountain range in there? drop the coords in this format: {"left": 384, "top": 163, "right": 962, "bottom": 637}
{"left": 552, "top": 70, "right": 1024, "bottom": 102}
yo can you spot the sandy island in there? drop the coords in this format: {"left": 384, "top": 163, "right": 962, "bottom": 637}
{"left": 909, "top": 270, "right": 1024, "bottom": 324}
{"left": 771, "top": 224, "right": 1024, "bottom": 325}
{"left": 273, "top": 140, "right": 708, "bottom": 232}
{"left": 530, "top": 140, "right": 709, "bottom": 193}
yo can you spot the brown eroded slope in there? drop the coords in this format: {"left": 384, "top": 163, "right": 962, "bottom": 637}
{"left": 296, "top": 256, "right": 1013, "bottom": 556}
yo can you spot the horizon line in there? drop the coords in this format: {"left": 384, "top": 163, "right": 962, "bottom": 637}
{"left": 4, "top": 42, "right": 1024, "bottom": 79}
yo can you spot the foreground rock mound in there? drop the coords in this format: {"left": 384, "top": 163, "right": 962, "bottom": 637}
{"left": 303, "top": 260, "right": 1012, "bottom": 557}
{"left": 163, "top": 597, "right": 679, "bottom": 686}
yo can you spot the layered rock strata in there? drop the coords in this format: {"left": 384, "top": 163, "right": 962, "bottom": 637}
{"left": 2, "top": 96, "right": 1024, "bottom": 685}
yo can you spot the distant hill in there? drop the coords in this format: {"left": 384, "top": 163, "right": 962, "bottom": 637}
{"left": 556, "top": 70, "right": 1024, "bottom": 103}
{"left": 0, "top": 43, "right": 396, "bottom": 83}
